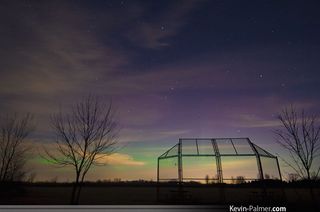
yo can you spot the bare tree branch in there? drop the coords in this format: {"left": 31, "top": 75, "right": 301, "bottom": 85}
{"left": 42, "top": 95, "right": 119, "bottom": 204}
{"left": 274, "top": 105, "right": 320, "bottom": 180}
{"left": 0, "top": 113, "right": 34, "bottom": 182}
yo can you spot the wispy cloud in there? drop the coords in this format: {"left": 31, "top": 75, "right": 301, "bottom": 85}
{"left": 119, "top": 128, "right": 190, "bottom": 143}
{"left": 0, "top": 3, "right": 129, "bottom": 97}
{"left": 232, "top": 114, "right": 282, "bottom": 128}
{"left": 98, "top": 153, "right": 145, "bottom": 166}
{"left": 126, "top": 0, "right": 205, "bottom": 49}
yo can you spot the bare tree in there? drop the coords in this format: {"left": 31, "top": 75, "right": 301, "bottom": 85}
{"left": 0, "top": 113, "right": 34, "bottom": 182}
{"left": 275, "top": 106, "right": 320, "bottom": 180}
{"left": 205, "top": 174, "right": 209, "bottom": 184}
{"left": 44, "top": 96, "right": 119, "bottom": 204}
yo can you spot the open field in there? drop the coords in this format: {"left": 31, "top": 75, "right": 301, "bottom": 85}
{"left": 0, "top": 181, "right": 319, "bottom": 210}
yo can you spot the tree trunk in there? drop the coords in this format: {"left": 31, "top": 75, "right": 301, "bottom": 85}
{"left": 70, "top": 183, "right": 77, "bottom": 204}
{"left": 75, "top": 182, "right": 82, "bottom": 204}
{"left": 70, "top": 173, "right": 80, "bottom": 204}
{"left": 75, "top": 173, "right": 86, "bottom": 204}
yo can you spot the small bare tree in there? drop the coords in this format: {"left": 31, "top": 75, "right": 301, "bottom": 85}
{"left": 275, "top": 106, "right": 320, "bottom": 180}
{"left": 0, "top": 113, "right": 34, "bottom": 182}
{"left": 44, "top": 96, "right": 119, "bottom": 204}
{"left": 205, "top": 174, "right": 210, "bottom": 184}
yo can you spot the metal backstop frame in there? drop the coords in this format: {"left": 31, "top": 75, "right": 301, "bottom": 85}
{"left": 157, "top": 138, "right": 282, "bottom": 183}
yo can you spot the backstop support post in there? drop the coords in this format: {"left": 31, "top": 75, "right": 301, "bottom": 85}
{"left": 178, "top": 139, "right": 183, "bottom": 183}
{"left": 276, "top": 157, "right": 282, "bottom": 181}
{"left": 248, "top": 139, "right": 264, "bottom": 180}
{"left": 212, "top": 139, "right": 223, "bottom": 183}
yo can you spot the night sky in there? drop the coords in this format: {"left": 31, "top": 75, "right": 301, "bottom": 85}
{"left": 1, "top": 0, "right": 320, "bottom": 181}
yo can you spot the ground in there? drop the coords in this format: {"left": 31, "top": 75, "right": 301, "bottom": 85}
{"left": 0, "top": 181, "right": 319, "bottom": 210}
